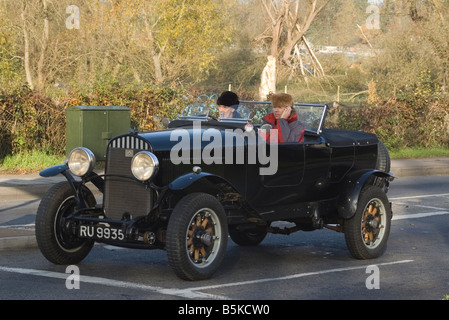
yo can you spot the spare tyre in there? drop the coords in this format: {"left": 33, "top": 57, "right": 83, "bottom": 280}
{"left": 374, "top": 140, "right": 391, "bottom": 189}
{"left": 375, "top": 140, "right": 390, "bottom": 173}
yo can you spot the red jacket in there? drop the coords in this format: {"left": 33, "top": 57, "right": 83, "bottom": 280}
{"left": 262, "top": 113, "right": 305, "bottom": 143}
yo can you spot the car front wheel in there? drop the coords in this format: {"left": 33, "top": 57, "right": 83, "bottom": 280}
{"left": 35, "top": 181, "right": 96, "bottom": 265}
{"left": 166, "top": 193, "right": 228, "bottom": 281}
{"left": 344, "top": 185, "right": 392, "bottom": 260}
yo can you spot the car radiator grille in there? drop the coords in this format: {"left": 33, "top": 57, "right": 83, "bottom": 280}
{"left": 104, "top": 135, "right": 153, "bottom": 221}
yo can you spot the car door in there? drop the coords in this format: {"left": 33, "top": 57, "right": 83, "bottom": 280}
{"left": 246, "top": 141, "right": 305, "bottom": 208}
{"left": 261, "top": 142, "right": 305, "bottom": 187}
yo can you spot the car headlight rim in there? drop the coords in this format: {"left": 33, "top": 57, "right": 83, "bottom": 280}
{"left": 131, "top": 151, "right": 159, "bottom": 182}
{"left": 68, "top": 147, "right": 96, "bottom": 177}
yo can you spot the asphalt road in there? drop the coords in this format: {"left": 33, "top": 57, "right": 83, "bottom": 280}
{"left": 0, "top": 175, "right": 448, "bottom": 303}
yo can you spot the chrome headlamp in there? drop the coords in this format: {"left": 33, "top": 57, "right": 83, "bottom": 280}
{"left": 68, "top": 147, "right": 96, "bottom": 177}
{"left": 131, "top": 151, "right": 159, "bottom": 182}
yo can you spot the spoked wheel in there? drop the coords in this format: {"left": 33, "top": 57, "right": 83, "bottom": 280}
{"left": 344, "top": 185, "right": 391, "bottom": 260}
{"left": 166, "top": 193, "right": 228, "bottom": 281}
{"left": 187, "top": 209, "right": 221, "bottom": 265}
{"left": 362, "top": 201, "right": 385, "bottom": 247}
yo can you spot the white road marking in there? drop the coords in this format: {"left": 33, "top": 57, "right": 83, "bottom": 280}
{"left": 390, "top": 193, "right": 449, "bottom": 220}
{"left": 392, "top": 211, "right": 449, "bottom": 221}
{"left": 0, "top": 260, "right": 414, "bottom": 299}
{"left": 183, "top": 260, "right": 414, "bottom": 292}
{"left": 408, "top": 204, "right": 446, "bottom": 211}
{"left": 0, "top": 266, "right": 228, "bottom": 300}
{"left": 0, "top": 223, "right": 34, "bottom": 229}
{"left": 1, "top": 193, "right": 442, "bottom": 298}
{"left": 390, "top": 193, "right": 449, "bottom": 200}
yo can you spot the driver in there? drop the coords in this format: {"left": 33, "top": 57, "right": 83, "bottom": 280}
{"left": 216, "top": 91, "right": 242, "bottom": 119}
{"left": 262, "top": 93, "right": 304, "bottom": 143}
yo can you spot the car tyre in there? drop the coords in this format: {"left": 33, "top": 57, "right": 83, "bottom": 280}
{"left": 229, "top": 226, "right": 267, "bottom": 246}
{"left": 35, "top": 182, "right": 96, "bottom": 265}
{"left": 166, "top": 193, "right": 228, "bottom": 281}
{"left": 343, "top": 185, "right": 391, "bottom": 260}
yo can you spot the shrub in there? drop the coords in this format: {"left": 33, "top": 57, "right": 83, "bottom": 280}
{"left": 0, "top": 85, "right": 200, "bottom": 158}
{"left": 327, "top": 97, "right": 449, "bottom": 151}
{"left": 2, "top": 84, "right": 448, "bottom": 160}
{"left": 0, "top": 87, "right": 66, "bottom": 157}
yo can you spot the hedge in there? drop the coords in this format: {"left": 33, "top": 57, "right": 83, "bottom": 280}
{"left": 1, "top": 86, "right": 448, "bottom": 159}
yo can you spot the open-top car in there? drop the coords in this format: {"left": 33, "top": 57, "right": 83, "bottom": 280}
{"left": 35, "top": 100, "right": 394, "bottom": 281}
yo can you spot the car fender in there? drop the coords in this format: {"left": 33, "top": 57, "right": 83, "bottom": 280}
{"left": 337, "top": 170, "right": 394, "bottom": 219}
{"left": 39, "top": 164, "right": 104, "bottom": 206}
{"left": 166, "top": 171, "right": 261, "bottom": 224}
{"left": 39, "top": 164, "right": 70, "bottom": 177}
{"left": 39, "top": 164, "right": 80, "bottom": 189}
{"left": 169, "top": 171, "right": 240, "bottom": 196}
{"left": 169, "top": 171, "right": 213, "bottom": 191}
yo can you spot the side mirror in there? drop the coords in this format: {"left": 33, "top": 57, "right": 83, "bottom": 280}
{"left": 162, "top": 117, "right": 171, "bottom": 128}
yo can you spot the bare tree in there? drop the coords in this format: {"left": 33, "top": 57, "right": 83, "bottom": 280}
{"left": 20, "top": 0, "right": 33, "bottom": 90}
{"left": 142, "top": 6, "right": 165, "bottom": 84}
{"left": 257, "top": 0, "right": 330, "bottom": 97}
{"left": 37, "top": 0, "right": 49, "bottom": 91}
{"left": 19, "top": 0, "right": 52, "bottom": 91}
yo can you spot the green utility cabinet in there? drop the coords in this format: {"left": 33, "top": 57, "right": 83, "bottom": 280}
{"left": 66, "top": 106, "right": 131, "bottom": 160}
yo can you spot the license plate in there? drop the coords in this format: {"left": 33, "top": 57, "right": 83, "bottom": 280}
{"left": 79, "top": 225, "right": 125, "bottom": 241}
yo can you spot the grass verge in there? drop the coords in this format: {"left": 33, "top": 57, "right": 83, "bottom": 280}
{"left": 0, "top": 150, "right": 66, "bottom": 174}
{"left": 389, "top": 147, "right": 449, "bottom": 159}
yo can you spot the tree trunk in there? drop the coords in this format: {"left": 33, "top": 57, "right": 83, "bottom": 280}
{"left": 143, "top": 8, "right": 164, "bottom": 84}
{"left": 21, "top": 0, "right": 34, "bottom": 90}
{"left": 258, "top": 0, "right": 330, "bottom": 92}
{"left": 281, "top": 0, "right": 330, "bottom": 67}
{"left": 259, "top": 55, "right": 277, "bottom": 100}
{"left": 302, "top": 36, "right": 325, "bottom": 78}
{"left": 37, "top": 0, "right": 49, "bottom": 91}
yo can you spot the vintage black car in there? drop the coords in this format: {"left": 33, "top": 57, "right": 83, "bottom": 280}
{"left": 35, "top": 101, "right": 394, "bottom": 281}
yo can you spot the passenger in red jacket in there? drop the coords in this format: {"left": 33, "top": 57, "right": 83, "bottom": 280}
{"left": 262, "top": 93, "right": 305, "bottom": 143}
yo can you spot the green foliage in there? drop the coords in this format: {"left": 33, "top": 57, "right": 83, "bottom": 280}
{"left": 327, "top": 98, "right": 449, "bottom": 151}
{"left": 0, "top": 84, "right": 193, "bottom": 158}
{"left": 413, "top": 70, "right": 441, "bottom": 103}
{"left": 0, "top": 29, "right": 22, "bottom": 91}
{"left": 159, "top": 0, "right": 233, "bottom": 80}
{"left": 371, "top": 2, "right": 449, "bottom": 103}
{"left": 78, "top": 82, "right": 192, "bottom": 132}
{"left": 0, "top": 87, "right": 66, "bottom": 157}
{"left": 201, "top": 45, "right": 266, "bottom": 91}
{"left": 1, "top": 0, "right": 449, "bottom": 165}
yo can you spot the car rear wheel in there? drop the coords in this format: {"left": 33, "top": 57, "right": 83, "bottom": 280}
{"left": 344, "top": 185, "right": 391, "bottom": 260}
{"left": 166, "top": 193, "right": 228, "bottom": 281}
{"left": 35, "top": 181, "right": 96, "bottom": 265}
{"left": 229, "top": 226, "right": 267, "bottom": 246}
